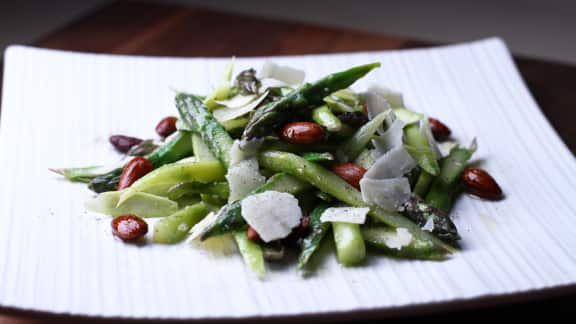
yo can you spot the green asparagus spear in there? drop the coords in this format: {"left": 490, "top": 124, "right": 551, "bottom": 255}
{"left": 324, "top": 89, "right": 362, "bottom": 113}
{"left": 88, "top": 131, "right": 193, "bottom": 193}
{"left": 153, "top": 202, "right": 209, "bottom": 244}
{"left": 425, "top": 145, "right": 475, "bottom": 212}
{"left": 50, "top": 165, "right": 120, "bottom": 183}
{"left": 403, "top": 123, "right": 440, "bottom": 176}
{"left": 85, "top": 191, "right": 178, "bottom": 218}
{"left": 258, "top": 150, "right": 457, "bottom": 253}
{"left": 413, "top": 171, "right": 434, "bottom": 197}
{"left": 191, "top": 133, "right": 216, "bottom": 161}
{"left": 312, "top": 105, "right": 342, "bottom": 132}
{"left": 234, "top": 230, "right": 266, "bottom": 279}
{"left": 332, "top": 222, "right": 366, "bottom": 266}
{"left": 336, "top": 111, "right": 389, "bottom": 162}
{"left": 298, "top": 204, "right": 331, "bottom": 269}
{"left": 243, "top": 63, "right": 381, "bottom": 140}
{"left": 353, "top": 148, "right": 376, "bottom": 169}
{"left": 300, "top": 152, "right": 334, "bottom": 163}
{"left": 117, "top": 160, "right": 226, "bottom": 205}
{"left": 362, "top": 226, "right": 447, "bottom": 260}
{"left": 176, "top": 94, "right": 234, "bottom": 168}
{"left": 403, "top": 195, "right": 460, "bottom": 244}
{"left": 200, "top": 173, "right": 311, "bottom": 240}
{"left": 166, "top": 182, "right": 229, "bottom": 201}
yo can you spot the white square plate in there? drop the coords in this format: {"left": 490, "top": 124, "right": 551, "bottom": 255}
{"left": 1, "top": 38, "right": 575, "bottom": 319}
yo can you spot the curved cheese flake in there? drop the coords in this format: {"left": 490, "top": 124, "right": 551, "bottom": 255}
{"left": 226, "top": 158, "right": 265, "bottom": 202}
{"left": 213, "top": 91, "right": 269, "bottom": 122}
{"left": 383, "top": 228, "right": 413, "bottom": 250}
{"left": 368, "top": 85, "right": 404, "bottom": 108}
{"left": 360, "top": 177, "right": 411, "bottom": 211}
{"left": 364, "top": 91, "right": 392, "bottom": 121}
{"left": 372, "top": 118, "right": 405, "bottom": 154}
{"left": 189, "top": 211, "right": 218, "bottom": 241}
{"left": 320, "top": 207, "right": 369, "bottom": 224}
{"left": 364, "top": 146, "right": 416, "bottom": 179}
{"left": 214, "top": 94, "right": 256, "bottom": 108}
{"left": 241, "top": 191, "right": 302, "bottom": 242}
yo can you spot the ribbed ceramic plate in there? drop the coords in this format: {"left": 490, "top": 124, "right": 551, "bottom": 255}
{"left": 1, "top": 38, "right": 575, "bottom": 319}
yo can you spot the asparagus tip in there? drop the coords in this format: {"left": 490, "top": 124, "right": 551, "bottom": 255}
{"left": 48, "top": 168, "right": 64, "bottom": 175}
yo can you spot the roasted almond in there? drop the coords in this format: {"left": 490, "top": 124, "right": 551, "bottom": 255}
{"left": 280, "top": 122, "right": 325, "bottom": 145}
{"left": 117, "top": 156, "right": 154, "bottom": 190}
{"left": 109, "top": 135, "right": 143, "bottom": 153}
{"left": 462, "top": 167, "right": 503, "bottom": 200}
{"left": 111, "top": 214, "right": 148, "bottom": 242}
{"left": 330, "top": 163, "right": 367, "bottom": 189}
{"left": 428, "top": 117, "right": 451, "bottom": 142}
{"left": 155, "top": 116, "right": 178, "bottom": 138}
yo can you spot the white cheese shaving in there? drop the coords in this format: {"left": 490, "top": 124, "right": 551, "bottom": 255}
{"left": 188, "top": 211, "right": 218, "bottom": 241}
{"left": 371, "top": 118, "right": 405, "bottom": 154}
{"left": 214, "top": 94, "right": 256, "bottom": 108}
{"left": 360, "top": 178, "right": 411, "bottom": 211}
{"left": 383, "top": 228, "right": 413, "bottom": 250}
{"left": 364, "top": 146, "right": 416, "bottom": 179}
{"left": 213, "top": 90, "right": 269, "bottom": 122}
{"left": 229, "top": 140, "right": 245, "bottom": 167}
{"left": 320, "top": 207, "right": 369, "bottom": 224}
{"left": 368, "top": 85, "right": 404, "bottom": 108}
{"left": 259, "top": 61, "right": 305, "bottom": 84}
{"left": 226, "top": 158, "right": 265, "bottom": 202}
{"left": 422, "top": 217, "right": 435, "bottom": 232}
{"left": 241, "top": 191, "right": 302, "bottom": 242}
{"left": 437, "top": 140, "right": 458, "bottom": 157}
{"left": 364, "top": 90, "right": 392, "bottom": 121}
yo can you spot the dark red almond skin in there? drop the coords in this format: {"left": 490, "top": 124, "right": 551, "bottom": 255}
{"left": 330, "top": 163, "right": 367, "bottom": 189}
{"left": 247, "top": 226, "right": 261, "bottom": 242}
{"left": 428, "top": 117, "right": 451, "bottom": 142}
{"left": 462, "top": 168, "right": 503, "bottom": 200}
{"left": 280, "top": 122, "right": 325, "bottom": 145}
{"left": 109, "top": 135, "right": 143, "bottom": 153}
{"left": 111, "top": 214, "right": 148, "bottom": 242}
{"left": 117, "top": 156, "right": 154, "bottom": 190}
{"left": 155, "top": 116, "right": 178, "bottom": 138}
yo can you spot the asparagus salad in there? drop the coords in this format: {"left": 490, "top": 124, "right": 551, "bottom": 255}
{"left": 53, "top": 60, "right": 503, "bottom": 278}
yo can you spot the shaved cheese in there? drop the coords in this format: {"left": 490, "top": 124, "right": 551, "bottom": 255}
{"left": 438, "top": 140, "right": 459, "bottom": 157}
{"left": 364, "top": 91, "right": 392, "bottom": 121}
{"left": 372, "top": 118, "right": 405, "bottom": 154}
{"left": 229, "top": 140, "right": 244, "bottom": 167}
{"left": 226, "top": 158, "right": 265, "bottom": 202}
{"left": 241, "top": 191, "right": 302, "bottom": 242}
{"left": 422, "top": 217, "right": 435, "bottom": 232}
{"left": 381, "top": 228, "right": 413, "bottom": 250}
{"left": 188, "top": 211, "right": 218, "bottom": 241}
{"left": 213, "top": 90, "right": 269, "bottom": 122}
{"left": 360, "top": 178, "right": 411, "bottom": 211}
{"left": 214, "top": 94, "right": 256, "bottom": 108}
{"left": 364, "top": 146, "right": 416, "bottom": 179}
{"left": 368, "top": 85, "right": 404, "bottom": 108}
{"left": 259, "top": 61, "right": 305, "bottom": 85}
{"left": 320, "top": 207, "right": 369, "bottom": 224}
{"left": 230, "top": 139, "right": 264, "bottom": 167}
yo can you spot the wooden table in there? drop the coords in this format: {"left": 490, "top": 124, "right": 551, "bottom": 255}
{"left": 1, "top": 1, "right": 575, "bottom": 322}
